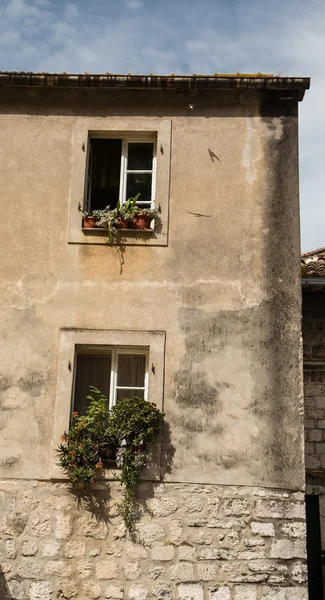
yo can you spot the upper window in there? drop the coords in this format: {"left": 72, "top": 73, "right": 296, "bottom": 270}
{"left": 73, "top": 346, "right": 149, "bottom": 416}
{"left": 85, "top": 135, "right": 156, "bottom": 213}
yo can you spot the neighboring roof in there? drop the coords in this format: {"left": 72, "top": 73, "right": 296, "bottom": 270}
{"left": 0, "top": 72, "right": 310, "bottom": 99}
{"left": 302, "top": 247, "right": 325, "bottom": 278}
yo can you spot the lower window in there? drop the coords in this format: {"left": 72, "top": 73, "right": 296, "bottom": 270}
{"left": 73, "top": 346, "right": 149, "bottom": 415}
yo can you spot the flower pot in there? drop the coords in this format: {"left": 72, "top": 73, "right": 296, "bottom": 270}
{"left": 116, "top": 218, "right": 131, "bottom": 230}
{"left": 83, "top": 216, "right": 97, "bottom": 228}
{"left": 133, "top": 215, "right": 152, "bottom": 229}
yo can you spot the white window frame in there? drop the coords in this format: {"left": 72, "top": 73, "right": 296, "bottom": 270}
{"left": 52, "top": 329, "right": 165, "bottom": 479}
{"left": 85, "top": 134, "right": 157, "bottom": 212}
{"left": 119, "top": 138, "right": 157, "bottom": 208}
{"left": 68, "top": 117, "right": 171, "bottom": 246}
{"left": 72, "top": 345, "right": 149, "bottom": 413}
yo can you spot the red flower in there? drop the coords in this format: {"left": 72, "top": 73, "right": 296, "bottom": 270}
{"left": 60, "top": 433, "right": 68, "bottom": 442}
{"left": 95, "top": 461, "right": 103, "bottom": 469}
{"left": 72, "top": 412, "right": 78, "bottom": 417}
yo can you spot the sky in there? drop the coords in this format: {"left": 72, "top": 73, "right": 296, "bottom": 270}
{"left": 0, "top": 0, "right": 324, "bottom": 252}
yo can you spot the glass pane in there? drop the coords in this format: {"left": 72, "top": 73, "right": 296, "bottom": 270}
{"left": 90, "top": 138, "right": 122, "bottom": 211}
{"left": 74, "top": 354, "right": 111, "bottom": 416}
{"left": 116, "top": 388, "right": 145, "bottom": 402}
{"left": 127, "top": 143, "right": 153, "bottom": 170}
{"left": 117, "top": 354, "right": 146, "bottom": 387}
{"left": 126, "top": 173, "right": 152, "bottom": 203}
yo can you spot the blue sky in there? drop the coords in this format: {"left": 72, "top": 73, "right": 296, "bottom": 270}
{"left": 0, "top": 0, "right": 324, "bottom": 251}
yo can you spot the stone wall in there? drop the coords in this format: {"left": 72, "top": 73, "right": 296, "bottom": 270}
{"left": 303, "top": 290, "right": 325, "bottom": 474}
{"left": 0, "top": 480, "right": 307, "bottom": 600}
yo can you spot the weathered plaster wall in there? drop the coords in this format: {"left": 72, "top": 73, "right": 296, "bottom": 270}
{"left": 0, "top": 480, "right": 307, "bottom": 600}
{"left": 0, "top": 87, "right": 303, "bottom": 489}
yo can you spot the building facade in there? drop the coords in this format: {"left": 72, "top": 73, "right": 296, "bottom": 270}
{"left": 0, "top": 72, "right": 310, "bottom": 600}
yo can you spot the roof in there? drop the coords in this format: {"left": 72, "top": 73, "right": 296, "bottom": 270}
{"left": 302, "top": 247, "right": 325, "bottom": 278}
{"left": 0, "top": 72, "right": 310, "bottom": 99}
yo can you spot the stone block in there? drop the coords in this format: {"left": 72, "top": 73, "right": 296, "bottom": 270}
{"left": 105, "top": 585, "right": 124, "bottom": 599}
{"left": 57, "top": 581, "right": 78, "bottom": 599}
{"left": 30, "top": 513, "right": 51, "bottom": 537}
{"left": 78, "top": 560, "right": 92, "bottom": 579}
{"left": 171, "top": 561, "right": 194, "bottom": 581}
{"left": 126, "top": 543, "right": 148, "bottom": 559}
{"left": 261, "top": 587, "right": 308, "bottom": 599}
{"left": 55, "top": 513, "right": 72, "bottom": 539}
{"left": 41, "top": 540, "right": 60, "bottom": 557}
{"left": 81, "top": 582, "right": 101, "bottom": 599}
{"left": 148, "top": 566, "right": 164, "bottom": 580}
{"left": 184, "top": 495, "right": 204, "bottom": 513}
{"left": 152, "top": 545, "right": 175, "bottom": 561}
{"left": 4, "top": 512, "right": 28, "bottom": 535}
{"left": 291, "top": 562, "right": 308, "bottom": 583}
{"left": 208, "top": 587, "right": 231, "bottom": 600}
{"left": 178, "top": 545, "right": 196, "bottom": 561}
{"left": 5, "top": 539, "right": 17, "bottom": 559}
{"left": 178, "top": 583, "right": 204, "bottom": 600}
{"left": 136, "top": 523, "right": 165, "bottom": 545}
{"left": 199, "top": 548, "right": 237, "bottom": 560}
{"left": 207, "top": 498, "right": 221, "bottom": 518}
{"left": 250, "top": 522, "right": 275, "bottom": 537}
{"left": 229, "top": 574, "right": 268, "bottom": 583}
{"left": 21, "top": 540, "right": 38, "bottom": 556}
{"left": 17, "top": 561, "right": 41, "bottom": 579}
{"left": 45, "top": 560, "right": 72, "bottom": 577}
{"left": 152, "top": 584, "right": 173, "bottom": 599}
{"left": 255, "top": 499, "right": 304, "bottom": 519}
{"left": 7, "top": 580, "right": 26, "bottom": 600}
{"left": 169, "top": 519, "right": 183, "bottom": 544}
{"left": 309, "top": 429, "right": 322, "bottom": 442}
{"left": 197, "top": 562, "right": 217, "bottom": 580}
{"left": 234, "top": 587, "right": 257, "bottom": 600}
{"left": 89, "top": 547, "right": 101, "bottom": 557}
{"left": 279, "top": 522, "right": 306, "bottom": 538}
{"left": 270, "top": 539, "right": 306, "bottom": 559}
{"left": 207, "top": 518, "right": 246, "bottom": 529}
{"left": 223, "top": 499, "right": 251, "bottom": 516}
{"left": 29, "top": 581, "right": 52, "bottom": 600}
{"left": 128, "top": 584, "right": 148, "bottom": 600}
{"left": 74, "top": 514, "right": 108, "bottom": 539}
{"left": 64, "top": 541, "right": 86, "bottom": 558}
{"left": 147, "top": 497, "right": 178, "bottom": 517}
{"left": 123, "top": 562, "right": 141, "bottom": 580}
{"left": 96, "top": 561, "right": 119, "bottom": 580}
{"left": 187, "top": 531, "right": 213, "bottom": 545}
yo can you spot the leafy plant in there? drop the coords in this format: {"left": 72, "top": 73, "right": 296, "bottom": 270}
{"left": 91, "top": 206, "right": 118, "bottom": 243}
{"left": 57, "top": 390, "right": 164, "bottom": 530}
{"left": 107, "top": 396, "right": 164, "bottom": 530}
{"left": 57, "top": 387, "right": 113, "bottom": 484}
{"left": 115, "top": 194, "right": 140, "bottom": 222}
{"left": 133, "top": 206, "right": 160, "bottom": 220}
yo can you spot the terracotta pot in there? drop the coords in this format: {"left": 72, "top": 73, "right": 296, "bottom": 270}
{"left": 133, "top": 215, "right": 152, "bottom": 229}
{"left": 116, "top": 219, "right": 131, "bottom": 230}
{"left": 83, "top": 215, "right": 97, "bottom": 228}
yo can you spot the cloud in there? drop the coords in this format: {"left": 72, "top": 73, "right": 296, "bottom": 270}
{"left": 0, "top": 0, "right": 323, "bottom": 250}
{"left": 126, "top": 0, "right": 144, "bottom": 9}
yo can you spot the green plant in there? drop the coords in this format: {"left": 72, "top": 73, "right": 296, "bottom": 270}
{"left": 115, "top": 194, "right": 140, "bottom": 222}
{"left": 133, "top": 206, "right": 160, "bottom": 219}
{"left": 57, "top": 387, "right": 113, "bottom": 484}
{"left": 92, "top": 206, "right": 118, "bottom": 243}
{"left": 107, "top": 396, "right": 164, "bottom": 530}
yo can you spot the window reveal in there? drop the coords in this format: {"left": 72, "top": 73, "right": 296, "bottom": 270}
{"left": 73, "top": 347, "right": 148, "bottom": 416}
{"left": 86, "top": 137, "right": 156, "bottom": 213}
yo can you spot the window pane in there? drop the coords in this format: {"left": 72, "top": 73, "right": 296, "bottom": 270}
{"left": 116, "top": 388, "right": 145, "bottom": 402}
{"left": 74, "top": 354, "right": 111, "bottom": 416}
{"left": 126, "top": 173, "right": 152, "bottom": 203}
{"left": 127, "top": 143, "right": 153, "bottom": 170}
{"left": 117, "top": 354, "right": 146, "bottom": 387}
{"left": 90, "top": 138, "right": 122, "bottom": 211}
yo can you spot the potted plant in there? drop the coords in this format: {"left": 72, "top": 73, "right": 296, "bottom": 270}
{"left": 107, "top": 396, "right": 164, "bottom": 530}
{"left": 57, "top": 387, "right": 116, "bottom": 484}
{"left": 114, "top": 194, "right": 140, "bottom": 229}
{"left": 132, "top": 206, "right": 159, "bottom": 230}
{"left": 57, "top": 390, "right": 164, "bottom": 530}
{"left": 92, "top": 206, "right": 118, "bottom": 243}
{"left": 82, "top": 210, "right": 98, "bottom": 229}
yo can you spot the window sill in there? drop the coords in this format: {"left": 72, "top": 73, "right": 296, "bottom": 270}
{"left": 82, "top": 227, "right": 154, "bottom": 234}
